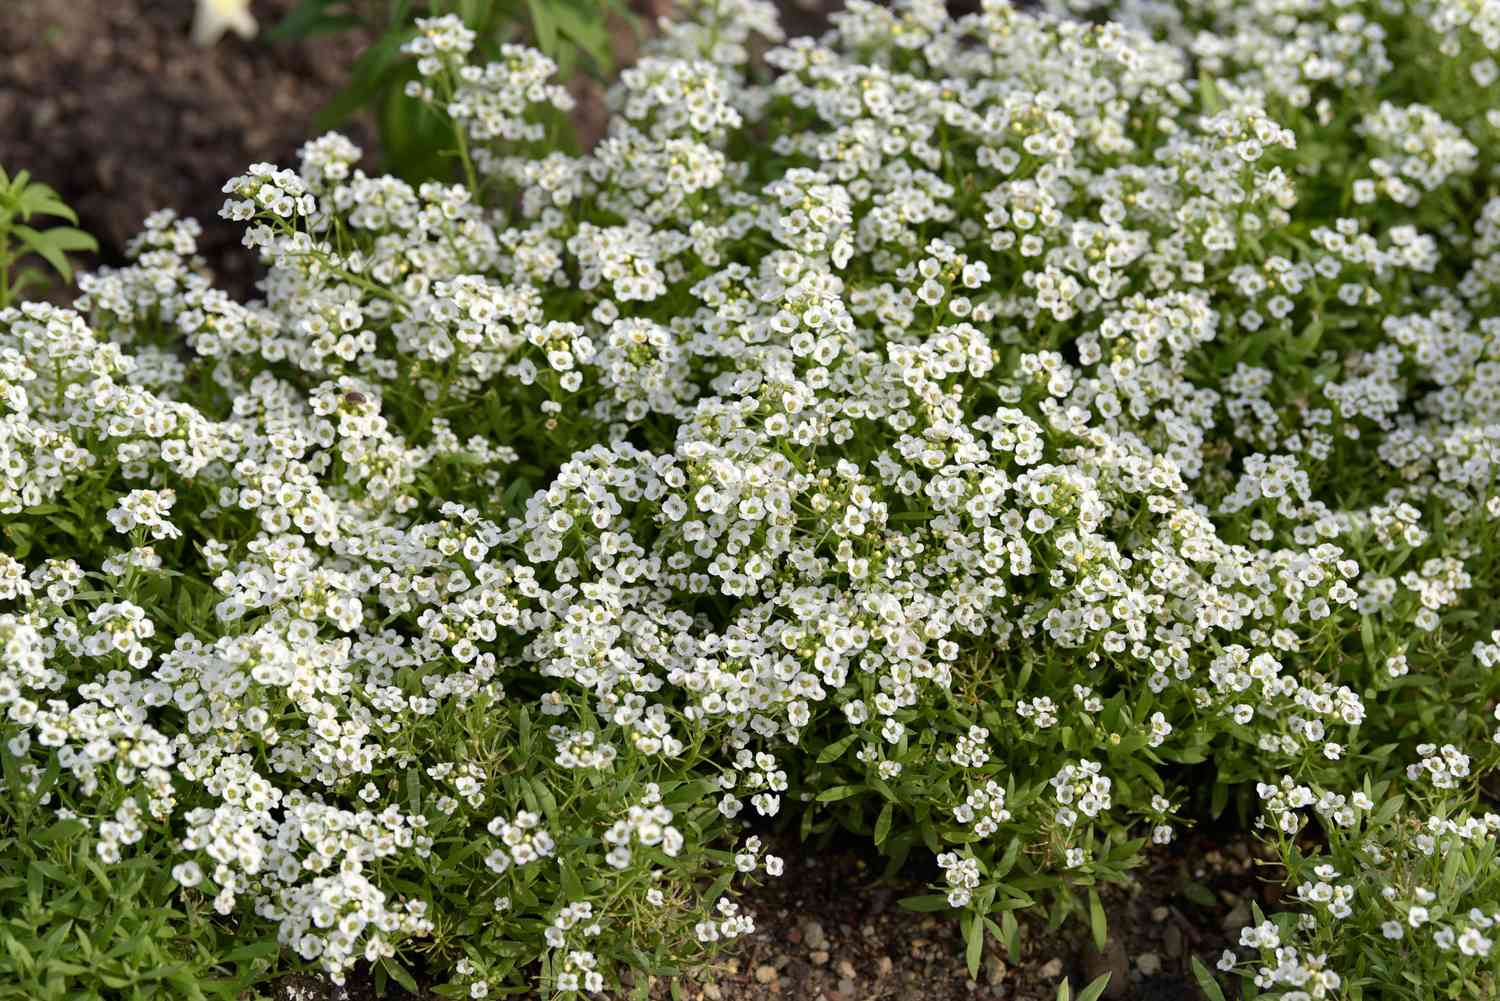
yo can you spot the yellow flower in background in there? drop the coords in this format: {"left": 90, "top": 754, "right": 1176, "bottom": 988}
{"left": 192, "top": 0, "right": 258, "bottom": 46}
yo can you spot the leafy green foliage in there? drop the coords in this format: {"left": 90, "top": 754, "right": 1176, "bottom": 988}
{"left": 0, "top": 754, "right": 273, "bottom": 1000}
{"left": 269, "top": 0, "right": 632, "bottom": 182}
{"left": 0, "top": 167, "right": 96, "bottom": 308}
{"left": 9, "top": 1, "right": 1500, "bottom": 999}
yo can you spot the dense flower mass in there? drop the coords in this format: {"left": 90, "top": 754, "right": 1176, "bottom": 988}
{"left": 4, "top": 0, "right": 1500, "bottom": 997}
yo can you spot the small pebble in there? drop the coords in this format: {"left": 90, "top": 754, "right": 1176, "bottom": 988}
{"left": 1039, "top": 958, "right": 1065, "bottom": 978}
{"left": 754, "top": 965, "right": 779, "bottom": 985}
{"left": 1151, "top": 906, "right": 1170, "bottom": 923}
{"left": 702, "top": 984, "right": 722, "bottom": 1001}
{"left": 838, "top": 976, "right": 856, "bottom": 996}
{"left": 876, "top": 955, "right": 893, "bottom": 977}
{"left": 1164, "top": 925, "right": 1184, "bottom": 959}
{"left": 810, "top": 950, "right": 830, "bottom": 966}
{"left": 804, "top": 921, "right": 828, "bottom": 951}
{"left": 986, "top": 955, "right": 1008, "bottom": 986}
{"left": 1137, "top": 953, "right": 1163, "bottom": 976}
{"left": 836, "top": 959, "right": 857, "bottom": 979}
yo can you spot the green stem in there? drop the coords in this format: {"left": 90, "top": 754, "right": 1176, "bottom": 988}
{"left": 453, "top": 118, "right": 481, "bottom": 197}
{"left": 0, "top": 240, "right": 12, "bottom": 309}
{"left": 440, "top": 68, "right": 481, "bottom": 196}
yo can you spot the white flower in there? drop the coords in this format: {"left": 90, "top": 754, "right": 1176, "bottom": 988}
{"left": 1458, "top": 928, "right": 1492, "bottom": 957}
{"left": 192, "top": 0, "right": 257, "bottom": 46}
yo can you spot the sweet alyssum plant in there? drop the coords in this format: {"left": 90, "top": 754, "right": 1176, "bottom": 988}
{"left": 0, "top": 166, "right": 97, "bottom": 308}
{"left": 4, "top": 0, "right": 1500, "bottom": 998}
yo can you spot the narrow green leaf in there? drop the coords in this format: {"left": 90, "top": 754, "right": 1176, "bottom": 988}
{"left": 965, "top": 913, "right": 983, "bottom": 979}
{"left": 381, "top": 956, "right": 420, "bottom": 994}
{"left": 1001, "top": 909, "right": 1020, "bottom": 958}
{"left": 814, "top": 784, "right": 861, "bottom": 803}
{"left": 560, "top": 861, "right": 584, "bottom": 901}
{"left": 1192, "top": 957, "right": 1228, "bottom": 1001}
{"left": 12, "top": 225, "right": 75, "bottom": 282}
{"left": 526, "top": 0, "right": 558, "bottom": 57}
{"left": 816, "top": 733, "right": 858, "bottom": 763}
{"left": 223, "top": 939, "right": 280, "bottom": 963}
{"left": 551, "top": 0, "right": 611, "bottom": 70}
{"left": 32, "top": 819, "right": 86, "bottom": 845}
{"left": 1088, "top": 888, "right": 1107, "bottom": 951}
{"left": 314, "top": 29, "right": 414, "bottom": 130}
{"left": 1076, "top": 973, "right": 1112, "bottom": 1001}
{"left": 1181, "top": 880, "right": 1217, "bottom": 908}
{"left": 39, "top": 227, "right": 97, "bottom": 253}
{"left": 897, "top": 894, "right": 950, "bottom": 913}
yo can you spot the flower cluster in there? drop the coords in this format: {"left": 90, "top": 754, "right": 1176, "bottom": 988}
{"left": 5, "top": 0, "right": 1500, "bottom": 997}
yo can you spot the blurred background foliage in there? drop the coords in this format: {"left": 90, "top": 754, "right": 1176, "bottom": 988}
{"left": 269, "top": 0, "right": 638, "bottom": 183}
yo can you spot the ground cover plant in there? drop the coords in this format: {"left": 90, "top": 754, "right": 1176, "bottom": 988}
{"left": 268, "top": 0, "right": 633, "bottom": 185}
{"left": 4, "top": 0, "right": 1500, "bottom": 998}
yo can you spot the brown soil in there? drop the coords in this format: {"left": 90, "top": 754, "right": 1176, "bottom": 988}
{"left": 0, "top": 0, "right": 376, "bottom": 297}
{"left": 268, "top": 827, "right": 1264, "bottom": 1001}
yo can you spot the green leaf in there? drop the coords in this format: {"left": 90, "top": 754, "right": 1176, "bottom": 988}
{"left": 991, "top": 835, "right": 1022, "bottom": 880}
{"left": 269, "top": 0, "right": 367, "bottom": 42}
{"left": 1192, "top": 957, "right": 1228, "bottom": 1001}
{"left": 314, "top": 28, "right": 414, "bottom": 131}
{"left": 32, "top": 225, "right": 95, "bottom": 253}
{"left": 378, "top": 73, "right": 455, "bottom": 184}
{"left": 1181, "top": 880, "right": 1217, "bottom": 908}
{"left": 1198, "top": 69, "right": 1222, "bottom": 114}
{"left": 560, "top": 861, "right": 585, "bottom": 901}
{"left": 816, "top": 733, "right": 858, "bottom": 763}
{"left": 406, "top": 766, "right": 422, "bottom": 816}
{"left": 965, "top": 912, "right": 984, "bottom": 979}
{"left": 1209, "top": 780, "right": 1230, "bottom": 818}
{"left": 13, "top": 224, "right": 95, "bottom": 283}
{"left": 32, "top": 819, "right": 85, "bottom": 844}
{"left": 16, "top": 181, "right": 78, "bottom": 224}
{"left": 873, "top": 802, "right": 893, "bottom": 846}
{"left": 814, "top": 784, "right": 862, "bottom": 803}
{"left": 525, "top": 0, "right": 558, "bottom": 57}
{"left": 1088, "top": 888, "right": 1107, "bottom": 951}
{"left": 380, "top": 956, "right": 420, "bottom": 994}
{"left": 1076, "top": 973, "right": 1112, "bottom": 1001}
{"left": 223, "top": 939, "right": 281, "bottom": 963}
{"left": 3, "top": 931, "right": 36, "bottom": 973}
{"left": 551, "top": 0, "right": 612, "bottom": 71}
{"left": 517, "top": 705, "right": 533, "bottom": 755}
{"left": 896, "top": 894, "right": 951, "bottom": 913}
{"left": 1000, "top": 909, "right": 1020, "bottom": 958}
